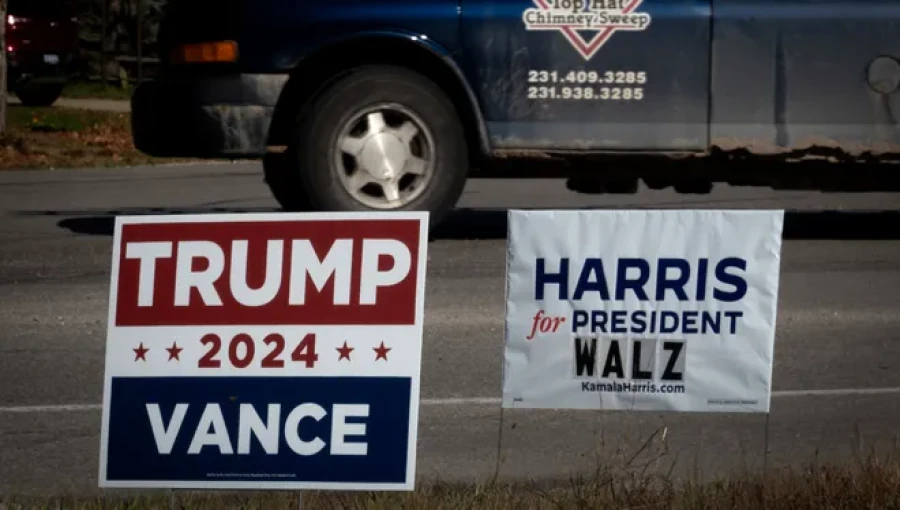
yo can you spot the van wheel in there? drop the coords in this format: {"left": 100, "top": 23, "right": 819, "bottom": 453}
{"left": 290, "top": 65, "right": 469, "bottom": 228}
{"left": 15, "top": 84, "right": 64, "bottom": 107}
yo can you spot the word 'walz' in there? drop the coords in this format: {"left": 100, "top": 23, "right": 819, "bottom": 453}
{"left": 573, "top": 336, "right": 685, "bottom": 382}
{"left": 112, "top": 218, "right": 423, "bottom": 326}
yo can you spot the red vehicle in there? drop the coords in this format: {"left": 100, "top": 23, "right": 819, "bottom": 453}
{"left": 7, "top": 0, "right": 79, "bottom": 106}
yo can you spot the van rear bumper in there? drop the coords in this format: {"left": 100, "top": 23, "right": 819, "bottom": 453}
{"left": 130, "top": 73, "right": 288, "bottom": 158}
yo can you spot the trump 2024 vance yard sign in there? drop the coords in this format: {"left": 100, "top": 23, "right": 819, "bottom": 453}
{"left": 502, "top": 209, "right": 784, "bottom": 413}
{"left": 98, "top": 212, "right": 429, "bottom": 490}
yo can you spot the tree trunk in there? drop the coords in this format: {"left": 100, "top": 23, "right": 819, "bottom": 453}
{"left": 136, "top": 0, "right": 142, "bottom": 85}
{"left": 102, "top": 0, "right": 109, "bottom": 84}
{"left": 0, "top": 0, "right": 7, "bottom": 135}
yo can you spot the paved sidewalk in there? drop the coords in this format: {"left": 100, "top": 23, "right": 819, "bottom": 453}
{"left": 10, "top": 96, "right": 131, "bottom": 112}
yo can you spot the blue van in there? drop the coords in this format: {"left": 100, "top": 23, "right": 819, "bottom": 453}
{"left": 131, "top": 0, "right": 900, "bottom": 226}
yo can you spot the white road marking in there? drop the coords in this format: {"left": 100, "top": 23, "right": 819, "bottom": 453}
{"left": 3, "top": 387, "right": 900, "bottom": 414}
{"left": 0, "top": 404, "right": 101, "bottom": 413}
{"left": 770, "top": 387, "right": 900, "bottom": 398}
{"left": 422, "top": 397, "right": 501, "bottom": 406}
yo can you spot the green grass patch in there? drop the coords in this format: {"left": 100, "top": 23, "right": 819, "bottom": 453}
{"left": 7, "top": 106, "right": 121, "bottom": 133}
{"left": 0, "top": 106, "right": 192, "bottom": 169}
{"left": 62, "top": 81, "right": 134, "bottom": 101}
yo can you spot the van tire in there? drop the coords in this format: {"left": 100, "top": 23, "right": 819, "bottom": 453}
{"left": 15, "top": 84, "right": 64, "bottom": 107}
{"left": 288, "top": 65, "right": 469, "bottom": 229}
{"left": 263, "top": 148, "right": 312, "bottom": 211}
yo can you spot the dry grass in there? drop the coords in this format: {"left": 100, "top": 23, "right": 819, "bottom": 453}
{"left": 0, "top": 106, "right": 193, "bottom": 170}
{"left": 3, "top": 454, "right": 900, "bottom": 510}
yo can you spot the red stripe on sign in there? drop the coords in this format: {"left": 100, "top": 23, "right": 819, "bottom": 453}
{"left": 114, "top": 219, "right": 421, "bottom": 326}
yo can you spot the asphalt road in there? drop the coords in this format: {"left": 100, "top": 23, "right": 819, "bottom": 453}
{"left": 1, "top": 162, "right": 900, "bottom": 497}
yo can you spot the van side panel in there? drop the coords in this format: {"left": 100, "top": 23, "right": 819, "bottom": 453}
{"left": 460, "top": 0, "right": 712, "bottom": 151}
{"left": 710, "top": 0, "right": 900, "bottom": 157}
{"left": 235, "top": 0, "right": 462, "bottom": 73}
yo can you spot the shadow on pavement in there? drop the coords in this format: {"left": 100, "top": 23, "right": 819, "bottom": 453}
{"left": 17, "top": 207, "right": 277, "bottom": 236}
{"left": 434, "top": 208, "right": 900, "bottom": 241}
{"left": 37, "top": 207, "right": 900, "bottom": 241}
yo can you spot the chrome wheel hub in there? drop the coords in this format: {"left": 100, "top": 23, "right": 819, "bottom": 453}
{"left": 359, "top": 132, "right": 405, "bottom": 181}
{"left": 334, "top": 104, "right": 435, "bottom": 209}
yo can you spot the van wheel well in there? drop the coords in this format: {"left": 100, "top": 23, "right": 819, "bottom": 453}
{"left": 267, "top": 37, "right": 486, "bottom": 164}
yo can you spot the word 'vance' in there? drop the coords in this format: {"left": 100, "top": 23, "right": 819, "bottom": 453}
{"left": 147, "top": 402, "right": 370, "bottom": 456}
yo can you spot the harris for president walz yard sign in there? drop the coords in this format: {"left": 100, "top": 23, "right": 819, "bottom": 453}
{"left": 502, "top": 209, "right": 784, "bottom": 413}
{"left": 98, "top": 212, "right": 428, "bottom": 490}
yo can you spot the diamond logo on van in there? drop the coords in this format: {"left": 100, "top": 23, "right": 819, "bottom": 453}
{"left": 523, "top": 0, "right": 652, "bottom": 61}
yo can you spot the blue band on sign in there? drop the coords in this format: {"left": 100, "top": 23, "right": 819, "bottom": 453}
{"left": 105, "top": 376, "right": 411, "bottom": 484}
